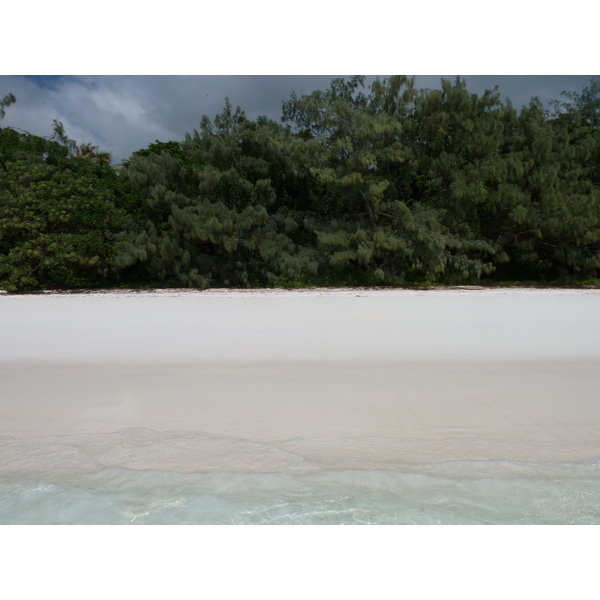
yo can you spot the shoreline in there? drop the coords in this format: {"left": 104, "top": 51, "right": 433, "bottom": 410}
{"left": 1, "top": 289, "right": 599, "bottom": 475}
{"left": 2, "top": 360, "right": 600, "bottom": 472}
{"left": 2, "top": 284, "right": 600, "bottom": 298}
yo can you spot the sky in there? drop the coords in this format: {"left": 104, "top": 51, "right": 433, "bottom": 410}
{"left": 3, "top": 3, "right": 598, "bottom": 164}
{"left": 0, "top": 75, "right": 596, "bottom": 165}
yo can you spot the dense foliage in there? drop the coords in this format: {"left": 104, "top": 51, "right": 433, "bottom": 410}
{"left": 1, "top": 77, "right": 600, "bottom": 291}
{"left": 0, "top": 118, "right": 143, "bottom": 291}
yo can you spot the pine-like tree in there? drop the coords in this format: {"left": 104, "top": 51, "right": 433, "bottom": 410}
{"left": 115, "top": 102, "right": 321, "bottom": 288}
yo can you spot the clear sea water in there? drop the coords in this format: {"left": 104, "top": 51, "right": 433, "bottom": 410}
{"left": 2, "top": 460, "right": 600, "bottom": 525}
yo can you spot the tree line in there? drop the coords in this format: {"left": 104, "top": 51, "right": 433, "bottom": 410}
{"left": 1, "top": 76, "right": 599, "bottom": 292}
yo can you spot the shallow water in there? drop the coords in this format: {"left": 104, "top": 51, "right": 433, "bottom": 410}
{"left": 2, "top": 460, "right": 600, "bottom": 525}
{"left": 2, "top": 426, "right": 599, "bottom": 525}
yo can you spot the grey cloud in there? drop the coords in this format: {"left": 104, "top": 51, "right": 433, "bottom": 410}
{"left": 0, "top": 75, "right": 596, "bottom": 164}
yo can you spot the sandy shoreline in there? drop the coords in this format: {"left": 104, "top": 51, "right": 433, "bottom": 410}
{"left": 1, "top": 288, "right": 599, "bottom": 474}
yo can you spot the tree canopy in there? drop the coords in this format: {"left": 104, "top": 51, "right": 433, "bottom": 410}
{"left": 2, "top": 77, "right": 600, "bottom": 292}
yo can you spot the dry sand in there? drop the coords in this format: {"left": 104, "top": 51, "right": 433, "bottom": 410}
{"left": 1, "top": 288, "right": 599, "bottom": 474}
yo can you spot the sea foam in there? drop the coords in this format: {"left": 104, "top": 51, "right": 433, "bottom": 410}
{"left": 1, "top": 428, "right": 599, "bottom": 524}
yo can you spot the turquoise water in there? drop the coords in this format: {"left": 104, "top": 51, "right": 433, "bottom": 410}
{"left": 2, "top": 427, "right": 599, "bottom": 525}
{"left": 2, "top": 462, "right": 600, "bottom": 524}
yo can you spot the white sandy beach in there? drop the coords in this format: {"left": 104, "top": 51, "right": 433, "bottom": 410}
{"left": 1, "top": 287, "right": 600, "bottom": 476}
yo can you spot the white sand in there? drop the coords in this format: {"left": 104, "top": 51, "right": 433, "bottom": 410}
{"left": 1, "top": 288, "right": 599, "bottom": 473}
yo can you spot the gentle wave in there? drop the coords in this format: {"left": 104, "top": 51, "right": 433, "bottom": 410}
{"left": 2, "top": 428, "right": 599, "bottom": 524}
{"left": 2, "top": 464, "right": 600, "bottom": 524}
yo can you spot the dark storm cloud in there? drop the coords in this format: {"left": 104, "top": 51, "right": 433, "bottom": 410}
{"left": 132, "top": 76, "right": 346, "bottom": 136}
{"left": 1, "top": 75, "right": 596, "bottom": 164}
{"left": 0, "top": 75, "right": 352, "bottom": 163}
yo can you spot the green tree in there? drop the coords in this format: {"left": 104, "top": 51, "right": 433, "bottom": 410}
{"left": 0, "top": 161, "right": 116, "bottom": 291}
{"left": 0, "top": 114, "right": 144, "bottom": 291}
{"left": 379, "top": 78, "right": 600, "bottom": 282}
{"left": 5, "top": 77, "right": 596, "bottom": 292}
{"left": 550, "top": 77, "right": 600, "bottom": 129}
{"left": 49, "top": 120, "right": 112, "bottom": 164}
{"left": 282, "top": 76, "right": 498, "bottom": 283}
{"left": 116, "top": 102, "right": 321, "bottom": 288}
{"left": 0, "top": 93, "right": 16, "bottom": 120}
{"left": 492, "top": 99, "right": 600, "bottom": 280}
